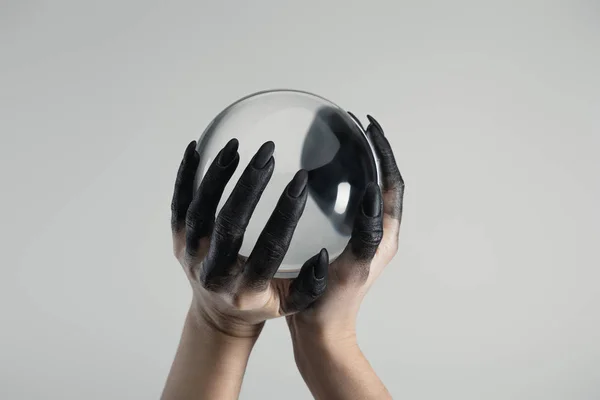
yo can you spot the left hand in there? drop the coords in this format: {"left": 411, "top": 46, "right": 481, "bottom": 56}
{"left": 171, "top": 140, "right": 329, "bottom": 338}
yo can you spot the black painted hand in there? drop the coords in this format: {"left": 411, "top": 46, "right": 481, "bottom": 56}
{"left": 171, "top": 140, "right": 328, "bottom": 338}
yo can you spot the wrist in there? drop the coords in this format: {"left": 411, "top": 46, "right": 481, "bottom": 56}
{"left": 288, "top": 317, "right": 358, "bottom": 373}
{"left": 190, "top": 296, "right": 265, "bottom": 340}
{"left": 291, "top": 327, "right": 362, "bottom": 393}
{"left": 288, "top": 312, "right": 357, "bottom": 344}
{"left": 162, "top": 304, "right": 258, "bottom": 400}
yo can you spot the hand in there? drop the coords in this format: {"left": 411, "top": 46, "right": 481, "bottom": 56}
{"left": 286, "top": 114, "right": 403, "bottom": 399}
{"left": 171, "top": 139, "right": 329, "bottom": 338}
{"left": 288, "top": 114, "right": 404, "bottom": 340}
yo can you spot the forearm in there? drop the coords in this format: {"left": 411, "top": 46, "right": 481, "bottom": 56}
{"left": 161, "top": 303, "right": 258, "bottom": 400}
{"left": 291, "top": 329, "right": 391, "bottom": 400}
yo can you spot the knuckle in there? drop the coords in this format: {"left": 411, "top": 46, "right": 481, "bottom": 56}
{"left": 304, "top": 279, "right": 326, "bottom": 299}
{"left": 355, "top": 228, "right": 383, "bottom": 248}
{"left": 274, "top": 205, "right": 301, "bottom": 226}
{"left": 185, "top": 203, "right": 215, "bottom": 238}
{"left": 351, "top": 228, "right": 383, "bottom": 260}
{"left": 185, "top": 208, "right": 204, "bottom": 230}
{"left": 256, "top": 235, "right": 288, "bottom": 261}
{"left": 236, "top": 174, "right": 256, "bottom": 192}
{"left": 198, "top": 254, "right": 241, "bottom": 293}
{"left": 214, "top": 213, "right": 245, "bottom": 241}
{"left": 233, "top": 171, "right": 263, "bottom": 198}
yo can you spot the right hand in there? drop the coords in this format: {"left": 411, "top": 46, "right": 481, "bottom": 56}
{"left": 170, "top": 140, "right": 329, "bottom": 338}
{"left": 287, "top": 114, "right": 405, "bottom": 339}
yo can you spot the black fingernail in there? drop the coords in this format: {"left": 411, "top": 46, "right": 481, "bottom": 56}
{"left": 185, "top": 140, "right": 197, "bottom": 156}
{"left": 252, "top": 141, "right": 275, "bottom": 168}
{"left": 362, "top": 183, "right": 381, "bottom": 217}
{"left": 288, "top": 169, "right": 308, "bottom": 198}
{"left": 367, "top": 115, "right": 384, "bottom": 136}
{"left": 314, "top": 248, "right": 328, "bottom": 279}
{"left": 218, "top": 138, "right": 239, "bottom": 166}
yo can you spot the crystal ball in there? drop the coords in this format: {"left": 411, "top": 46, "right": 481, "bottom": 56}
{"left": 194, "top": 90, "right": 379, "bottom": 278}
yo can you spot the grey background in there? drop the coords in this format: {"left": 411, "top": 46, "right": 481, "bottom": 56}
{"left": 1, "top": 1, "right": 599, "bottom": 399}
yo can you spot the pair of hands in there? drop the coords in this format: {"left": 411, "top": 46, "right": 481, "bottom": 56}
{"left": 170, "top": 113, "right": 404, "bottom": 352}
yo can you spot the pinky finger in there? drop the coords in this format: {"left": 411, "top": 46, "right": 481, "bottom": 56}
{"left": 282, "top": 249, "right": 329, "bottom": 315}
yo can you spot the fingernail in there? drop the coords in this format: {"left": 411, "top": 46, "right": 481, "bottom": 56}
{"left": 314, "top": 248, "right": 328, "bottom": 279}
{"left": 362, "top": 183, "right": 381, "bottom": 217}
{"left": 252, "top": 141, "right": 275, "bottom": 169}
{"left": 367, "top": 115, "right": 384, "bottom": 136}
{"left": 185, "top": 140, "right": 197, "bottom": 156}
{"left": 218, "top": 138, "right": 239, "bottom": 166}
{"left": 288, "top": 169, "right": 308, "bottom": 198}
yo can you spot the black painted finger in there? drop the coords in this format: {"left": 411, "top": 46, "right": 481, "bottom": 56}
{"left": 348, "top": 183, "right": 383, "bottom": 276}
{"left": 185, "top": 139, "right": 240, "bottom": 256}
{"left": 282, "top": 249, "right": 328, "bottom": 314}
{"left": 244, "top": 169, "right": 309, "bottom": 290}
{"left": 201, "top": 141, "right": 276, "bottom": 287}
{"left": 366, "top": 115, "right": 404, "bottom": 220}
{"left": 171, "top": 141, "right": 199, "bottom": 232}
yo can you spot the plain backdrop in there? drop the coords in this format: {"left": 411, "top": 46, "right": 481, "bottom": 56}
{"left": 1, "top": 1, "right": 599, "bottom": 399}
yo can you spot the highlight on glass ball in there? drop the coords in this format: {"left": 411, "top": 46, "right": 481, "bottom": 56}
{"left": 194, "top": 89, "right": 380, "bottom": 278}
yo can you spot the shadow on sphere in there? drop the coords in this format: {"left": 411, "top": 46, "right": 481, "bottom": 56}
{"left": 301, "top": 106, "right": 378, "bottom": 237}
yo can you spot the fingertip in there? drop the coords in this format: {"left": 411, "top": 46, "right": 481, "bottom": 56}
{"left": 288, "top": 169, "right": 309, "bottom": 198}
{"left": 314, "top": 248, "right": 329, "bottom": 279}
{"left": 318, "top": 248, "right": 328, "bottom": 263}
{"left": 218, "top": 138, "right": 240, "bottom": 166}
{"left": 225, "top": 138, "right": 240, "bottom": 152}
{"left": 367, "top": 115, "right": 384, "bottom": 137}
{"left": 184, "top": 140, "right": 197, "bottom": 157}
{"left": 253, "top": 141, "right": 275, "bottom": 169}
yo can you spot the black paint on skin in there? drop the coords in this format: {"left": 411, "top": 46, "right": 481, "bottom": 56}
{"left": 342, "top": 113, "right": 404, "bottom": 281}
{"left": 185, "top": 139, "right": 240, "bottom": 256}
{"left": 171, "top": 140, "right": 200, "bottom": 232}
{"left": 170, "top": 114, "right": 402, "bottom": 309}
{"left": 243, "top": 169, "right": 309, "bottom": 291}
{"left": 349, "top": 183, "right": 383, "bottom": 278}
{"left": 171, "top": 139, "right": 328, "bottom": 312}
{"left": 366, "top": 115, "right": 404, "bottom": 221}
{"left": 282, "top": 248, "right": 329, "bottom": 314}
{"left": 201, "top": 141, "right": 276, "bottom": 289}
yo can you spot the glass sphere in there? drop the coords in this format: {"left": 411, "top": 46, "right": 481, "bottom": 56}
{"left": 194, "top": 90, "right": 379, "bottom": 278}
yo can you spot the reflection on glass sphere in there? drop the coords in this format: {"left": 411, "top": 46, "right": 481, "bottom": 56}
{"left": 195, "top": 90, "right": 379, "bottom": 278}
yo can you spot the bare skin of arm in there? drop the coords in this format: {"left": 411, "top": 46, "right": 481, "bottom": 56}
{"left": 288, "top": 114, "right": 404, "bottom": 400}
{"left": 161, "top": 304, "right": 258, "bottom": 399}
